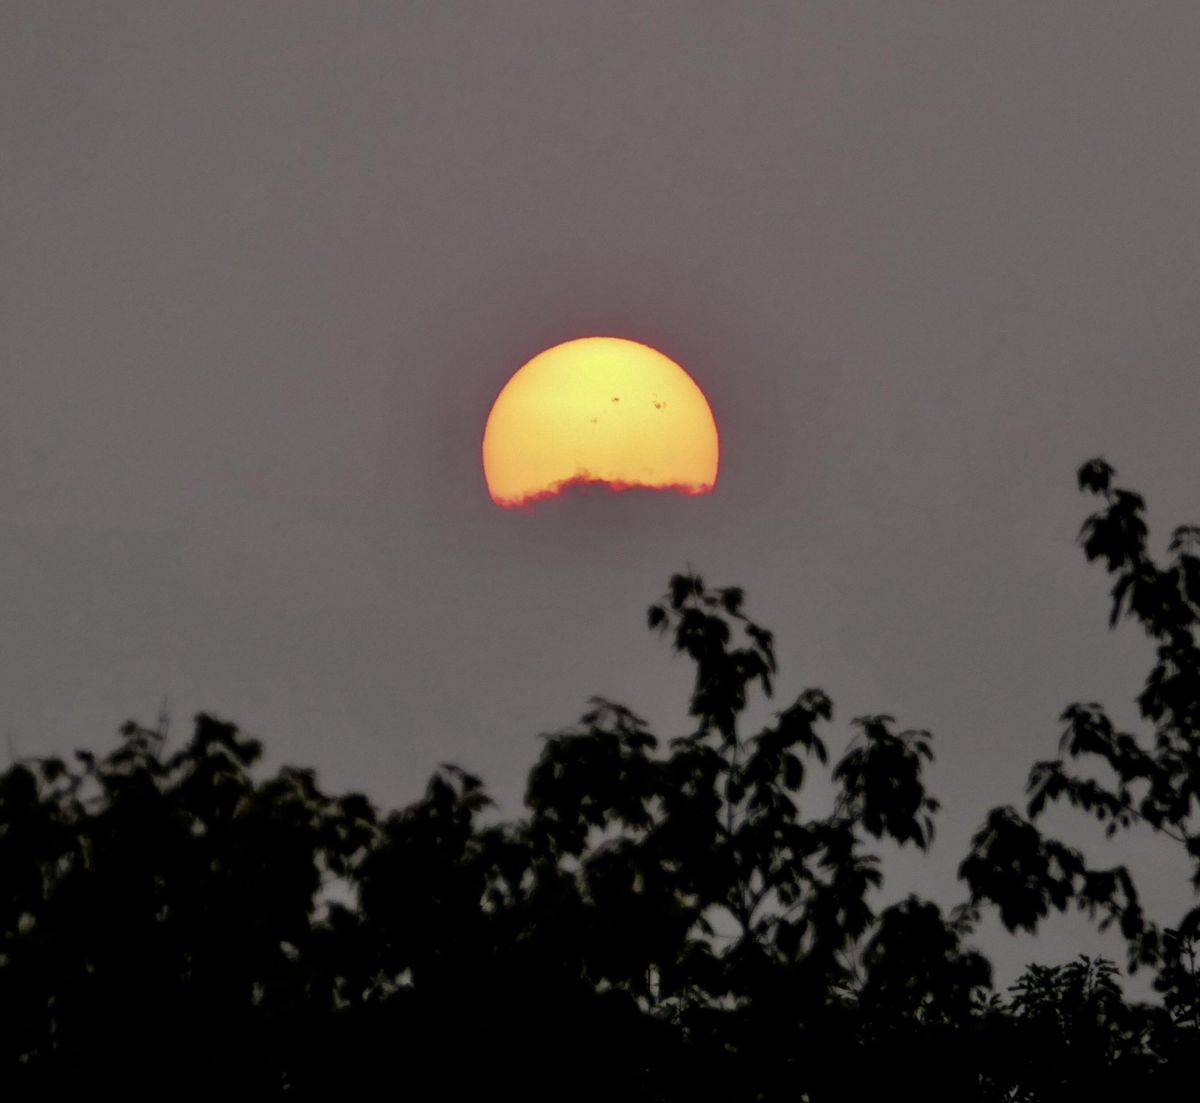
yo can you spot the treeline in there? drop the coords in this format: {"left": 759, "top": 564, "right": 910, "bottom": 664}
{"left": 2, "top": 461, "right": 1198, "bottom": 1098}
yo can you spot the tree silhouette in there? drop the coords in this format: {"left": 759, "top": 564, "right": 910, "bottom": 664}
{"left": 961, "top": 463, "right": 1200, "bottom": 1022}
{"left": 2, "top": 459, "right": 1197, "bottom": 1096}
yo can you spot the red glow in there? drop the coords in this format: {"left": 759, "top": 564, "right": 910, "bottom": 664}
{"left": 492, "top": 474, "right": 716, "bottom": 511}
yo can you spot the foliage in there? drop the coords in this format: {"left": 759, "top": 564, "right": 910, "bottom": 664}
{"left": 2, "top": 460, "right": 1199, "bottom": 1096}
{"left": 960, "top": 462, "right": 1200, "bottom": 1023}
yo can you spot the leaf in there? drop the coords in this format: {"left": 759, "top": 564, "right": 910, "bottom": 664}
{"left": 1077, "top": 457, "right": 1115, "bottom": 494}
{"left": 719, "top": 587, "right": 744, "bottom": 615}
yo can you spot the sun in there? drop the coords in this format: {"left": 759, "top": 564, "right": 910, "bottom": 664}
{"left": 482, "top": 337, "right": 719, "bottom": 508}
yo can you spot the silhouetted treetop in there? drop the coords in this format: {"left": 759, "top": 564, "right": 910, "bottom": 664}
{"left": 2, "top": 458, "right": 1197, "bottom": 1097}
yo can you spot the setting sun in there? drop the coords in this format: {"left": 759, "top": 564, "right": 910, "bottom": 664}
{"left": 482, "top": 337, "right": 719, "bottom": 508}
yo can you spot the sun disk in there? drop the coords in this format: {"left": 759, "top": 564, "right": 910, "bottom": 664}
{"left": 482, "top": 337, "right": 719, "bottom": 508}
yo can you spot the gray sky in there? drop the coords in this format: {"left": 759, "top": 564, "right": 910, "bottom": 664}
{"left": 4, "top": 1, "right": 1199, "bottom": 990}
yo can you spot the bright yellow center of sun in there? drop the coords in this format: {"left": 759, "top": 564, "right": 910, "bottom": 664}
{"left": 482, "top": 337, "right": 719, "bottom": 507}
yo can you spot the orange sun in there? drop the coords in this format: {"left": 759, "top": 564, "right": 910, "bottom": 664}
{"left": 482, "top": 337, "right": 719, "bottom": 508}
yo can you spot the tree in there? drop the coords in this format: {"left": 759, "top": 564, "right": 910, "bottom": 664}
{"left": 0, "top": 712, "right": 377, "bottom": 1090}
{"left": 1, "top": 459, "right": 1197, "bottom": 1097}
{"left": 961, "top": 462, "right": 1200, "bottom": 1032}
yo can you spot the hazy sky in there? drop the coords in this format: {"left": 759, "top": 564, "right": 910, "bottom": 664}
{"left": 4, "top": 2, "right": 1199, "bottom": 989}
